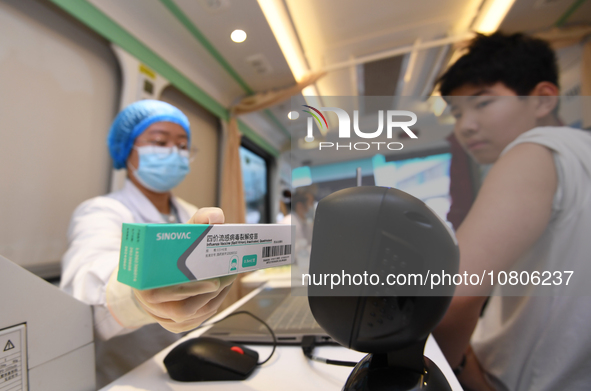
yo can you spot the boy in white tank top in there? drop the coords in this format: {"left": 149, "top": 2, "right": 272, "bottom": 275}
{"left": 432, "top": 32, "right": 591, "bottom": 391}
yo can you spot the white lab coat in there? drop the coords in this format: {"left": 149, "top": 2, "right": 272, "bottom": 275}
{"left": 61, "top": 179, "right": 197, "bottom": 387}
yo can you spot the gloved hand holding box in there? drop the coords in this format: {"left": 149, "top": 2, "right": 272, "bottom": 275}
{"left": 118, "top": 223, "right": 293, "bottom": 290}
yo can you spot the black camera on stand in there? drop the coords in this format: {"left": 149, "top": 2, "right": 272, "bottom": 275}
{"left": 307, "top": 187, "right": 459, "bottom": 391}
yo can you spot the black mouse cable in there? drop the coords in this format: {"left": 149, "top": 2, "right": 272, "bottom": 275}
{"left": 301, "top": 336, "right": 357, "bottom": 367}
{"left": 195, "top": 310, "right": 277, "bottom": 365}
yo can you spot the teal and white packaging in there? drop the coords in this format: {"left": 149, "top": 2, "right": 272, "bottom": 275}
{"left": 118, "top": 223, "right": 293, "bottom": 290}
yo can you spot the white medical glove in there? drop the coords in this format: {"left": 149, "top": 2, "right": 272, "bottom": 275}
{"left": 133, "top": 274, "right": 235, "bottom": 333}
{"left": 106, "top": 208, "right": 236, "bottom": 334}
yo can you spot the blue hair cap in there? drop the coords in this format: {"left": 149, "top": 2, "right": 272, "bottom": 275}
{"left": 107, "top": 100, "right": 191, "bottom": 169}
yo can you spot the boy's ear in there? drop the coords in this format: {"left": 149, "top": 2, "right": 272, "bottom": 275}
{"left": 530, "top": 81, "right": 560, "bottom": 119}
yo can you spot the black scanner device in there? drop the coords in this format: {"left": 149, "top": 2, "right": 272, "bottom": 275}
{"left": 307, "top": 187, "right": 459, "bottom": 390}
{"left": 164, "top": 337, "right": 259, "bottom": 382}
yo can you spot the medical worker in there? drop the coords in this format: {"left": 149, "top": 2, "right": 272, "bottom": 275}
{"left": 60, "top": 100, "right": 235, "bottom": 387}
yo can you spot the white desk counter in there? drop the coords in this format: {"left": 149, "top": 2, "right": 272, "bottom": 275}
{"left": 240, "top": 266, "right": 292, "bottom": 289}
{"left": 101, "top": 280, "right": 463, "bottom": 391}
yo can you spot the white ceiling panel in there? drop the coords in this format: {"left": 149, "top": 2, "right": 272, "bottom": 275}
{"left": 88, "top": 0, "right": 243, "bottom": 106}
{"left": 501, "top": 0, "right": 591, "bottom": 33}
{"left": 174, "top": 0, "right": 295, "bottom": 92}
{"left": 320, "top": 19, "right": 451, "bottom": 66}
{"left": 286, "top": 0, "right": 477, "bottom": 71}
{"left": 83, "top": 0, "right": 588, "bottom": 154}
{"left": 240, "top": 114, "right": 286, "bottom": 151}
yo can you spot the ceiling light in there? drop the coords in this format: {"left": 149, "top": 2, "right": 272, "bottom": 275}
{"left": 257, "top": 0, "right": 308, "bottom": 82}
{"left": 302, "top": 85, "right": 318, "bottom": 97}
{"left": 431, "top": 94, "right": 447, "bottom": 117}
{"left": 429, "top": 91, "right": 449, "bottom": 120}
{"left": 298, "top": 137, "right": 321, "bottom": 149}
{"left": 231, "top": 29, "right": 247, "bottom": 43}
{"left": 473, "top": 0, "right": 517, "bottom": 34}
{"left": 288, "top": 111, "right": 299, "bottom": 120}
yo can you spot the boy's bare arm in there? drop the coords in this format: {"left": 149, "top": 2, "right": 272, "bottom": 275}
{"left": 434, "top": 142, "right": 557, "bottom": 367}
{"left": 457, "top": 346, "right": 495, "bottom": 391}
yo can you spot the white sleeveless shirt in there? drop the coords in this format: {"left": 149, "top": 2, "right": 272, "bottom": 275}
{"left": 471, "top": 127, "right": 591, "bottom": 391}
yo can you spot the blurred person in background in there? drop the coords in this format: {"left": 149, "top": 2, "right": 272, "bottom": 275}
{"left": 277, "top": 189, "right": 292, "bottom": 222}
{"left": 286, "top": 189, "right": 315, "bottom": 274}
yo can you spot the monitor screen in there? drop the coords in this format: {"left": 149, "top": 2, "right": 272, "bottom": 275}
{"left": 294, "top": 152, "right": 452, "bottom": 224}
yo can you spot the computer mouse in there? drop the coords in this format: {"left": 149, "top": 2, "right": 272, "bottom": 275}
{"left": 164, "top": 337, "right": 259, "bottom": 382}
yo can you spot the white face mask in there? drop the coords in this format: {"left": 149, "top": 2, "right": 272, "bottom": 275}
{"left": 131, "top": 146, "right": 190, "bottom": 193}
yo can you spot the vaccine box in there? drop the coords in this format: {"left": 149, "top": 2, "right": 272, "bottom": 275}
{"left": 117, "top": 223, "right": 293, "bottom": 290}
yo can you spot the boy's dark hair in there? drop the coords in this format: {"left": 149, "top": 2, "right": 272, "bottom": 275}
{"left": 438, "top": 32, "right": 559, "bottom": 96}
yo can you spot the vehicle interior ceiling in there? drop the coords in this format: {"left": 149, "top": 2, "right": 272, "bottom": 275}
{"left": 86, "top": 0, "right": 590, "bottom": 166}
